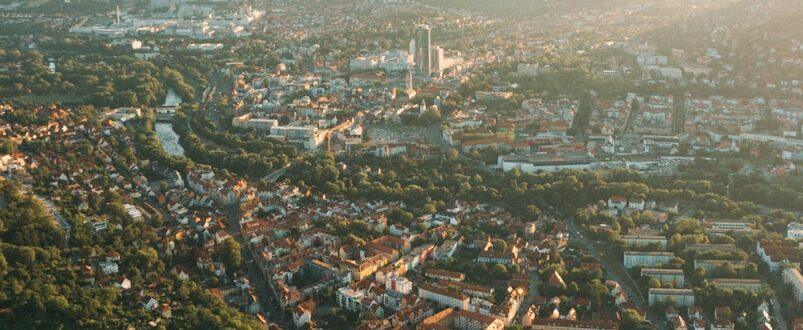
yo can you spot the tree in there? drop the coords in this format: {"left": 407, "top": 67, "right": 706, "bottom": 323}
{"left": 491, "top": 239, "right": 508, "bottom": 252}
{"left": 567, "top": 282, "right": 580, "bottom": 296}
{"left": 586, "top": 279, "right": 608, "bottom": 306}
{"left": 492, "top": 264, "right": 508, "bottom": 278}
{"left": 217, "top": 237, "right": 242, "bottom": 271}
{"left": 620, "top": 308, "right": 645, "bottom": 329}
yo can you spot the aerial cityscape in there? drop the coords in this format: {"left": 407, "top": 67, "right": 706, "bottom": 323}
{"left": 0, "top": 0, "right": 801, "bottom": 329}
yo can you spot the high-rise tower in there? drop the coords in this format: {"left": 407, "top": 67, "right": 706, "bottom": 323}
{"left": 414, "top": 24, "right": 432, "bottom": 78}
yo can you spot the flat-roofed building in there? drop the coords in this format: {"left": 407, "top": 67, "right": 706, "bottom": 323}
{"left": 419, "top": 283, "right": 469, "bottom": 310}
{"left": 624, "top": 251, "right": 675, "bottom": 268}
{"left": 437, "top": 280, "right": 494, "bottom": 299}
{"left": 786, "top": 222, "right": 803, "bottom": 240}
{"left": 425, "top": 268, "right": 465, "bottom": 282}
{"left": 621, "top": 235, "right": 668, "bottom": 249}
{"left": 756, "top": 240, "right": 801, "bottom": 272}
{"left": 269, "top": 125, "right": 326, "bottom": 150}
{"left": 704, "top": 219, "right": 757, "bottom": 235}
{"left": 648, "top": 288, "right": 695, "bottom": 307}
{"left": 641, "top": 268, "right": 685, "bottom": 286}
{"left": 336, "top": 287, "right": 364, "bottom": 311}
{"left": 710, "top": 278, "right": 763, "bottom": 293}
{"left": 498, "top": 151, "right": 596, "bottom": 173}
{"left": 694, "top": 259, "right": 752, "bottom": 275}
{"left": 685, "top": 244, "right": 742, "bottom": 253}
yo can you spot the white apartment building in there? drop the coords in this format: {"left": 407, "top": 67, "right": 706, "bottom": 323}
{"left": 624, "top": 251, "right": 675, "bottom": 268}
{"left": 337, "top": 287, "right": 364, "bottom": 312}
{"left": 648, "top": 288, "right": 695, "bottom": 307}
{"left": 786, "top": 222, "right": 803, "bottom": 240}
{"left": 641, "top": 268, "right": 685, "bottom": 286}
{"left": 419, "top": 283, "right": 469, "bottom": 310}
{"left": 705, "top": 219, "right": 756, "bottom": 234}
{"left": 621, "top": 235, "right": 668, "bottom": 249}
{"left": 384, "top": 275, "right": 412, "bottom": 294}
{"left": 710, "top": 279, "right": 763, "bottom": 293}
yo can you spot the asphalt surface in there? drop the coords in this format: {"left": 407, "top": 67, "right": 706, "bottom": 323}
{"left": 565, "top": 216, "right": 652, "bottom": 318}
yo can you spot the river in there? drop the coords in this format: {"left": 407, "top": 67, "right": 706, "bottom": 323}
{"left": 155, "top": 122, "right": 184, "bottom": 156}
{"left": 163, "top": 88, "right": 182, "bottom": 107}
{"left": 155, "top": 89, "right": 185, "bottom": 156}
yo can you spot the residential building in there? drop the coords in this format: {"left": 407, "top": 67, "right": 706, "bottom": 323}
{"left": 418, "top": 283, "right": 469, "bottom": 310}
{"left": 756, "top": 240, "right": 800, "bottom": 272}
{"left": 694, "top": 260, "right": 752, "bottom": 275}
{"left": 684, "top": 244, "right": 742, "bottom": 253}
{"left": 623, "top": 251, "right": 675, "bottom": 268}
{"left": 786, "top": 222, "right": 803, "bottom": 240}
{"left": 710, "top": 278, "right": 763, "bottom": 293}
{"left": 648, "top": 288, "right": 695, "bottom": 307}
{"left": 425, "top": 268, "right": 465, "bottom": 282}
{"left": 435, "top": 239, "right": 460, "bottom": 260}
{"left": 641, "top": 268, "right": 685, "bottom": 286}
{"left": 477, "top": 247, "right": 519, "bottom": 265}
{"left": 438, "top": 280, "right": 494, "bottom": 299}
{"left": 385, "top": 275, "right": 413, "bottom": 294}
{"left": 621, "top": 235, "right": 668, "bottom": 249}
{"left": 607, "top": 196, "right": 627, "bottom": 210}
{"left": 337, "top": 287, "right": 364, "bottom": 312}
{"left": 454, "top": 309, "right": 505, "bottom": 330}
{"left": 704, "top": 219, "right": 757, "bottom": 234}
{"left": 293, "top": 300, "right": 315, "bottom": 328}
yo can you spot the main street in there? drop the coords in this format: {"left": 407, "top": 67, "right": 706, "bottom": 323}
{"left": 564, "top": 215, "right": 653, "bottom": 322}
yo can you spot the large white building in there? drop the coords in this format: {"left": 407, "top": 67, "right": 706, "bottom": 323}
{"left": 336, "top": 287, "right": 364, "bottom": 312}
{"left": 384, "top": 275, "right": 412, "bottom": 294}
{"left": 648, "top": 288, "right": 695, "bottom": 307}
{"left": 498, "top": 152, "right": 596, "bottom": 173}
{"left": 419, "top": 283, "right": 469, "bottom": 310}
{"left": 621, "top": 235, "right": 668, "bottom": 249}
{"left": 710, "top": 279, "right": 764, "bottom": 293}
{"left": 786, "top": 222, "right": 803, "bottom": 240}
{"left": 231, "top": 113, "right": 278, "bottom": 130}
{"left": 269, "top": 125, "right": 326, "bottom": 150}
{"left": 704, "top": 219, "right": 757, "bottom": 234}
{"left": 641, "top": 268, "right": 685, "bottom": 286}
{"left": 624, "top": 251, "right": 675, "bottom": 268}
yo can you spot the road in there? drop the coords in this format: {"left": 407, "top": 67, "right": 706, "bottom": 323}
{"left": 515, "top": 270, "right": 541, "bottom": 321}
{"left": 565, "top": 216, "right": 649, "bottom": 314}
{"left": 769, "top": 297, "right": 788, "bottom": 330}
{"left": 244, "top": 250, "right": 290, "bottom": 328}
{"left": 264, "top": 164, "right": 290, "bottom": 183}
{"left": 29, "top": 187, "right": 72, "bottom": 247}
{"left": 1, "top": 178, "right": 72, "bottom": 247}
{"left": 759, "top": 269, "right": 788, "bottom": 330}
{"left": 39, "top": 194, "right": 71, "bottom": 246}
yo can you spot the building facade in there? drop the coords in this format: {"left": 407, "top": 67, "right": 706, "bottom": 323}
{"left": 648, "top": 288, "right": 695, "bottom": 307}
{"left": 414, "top": 24, "right": 432, "bottom": 78}
{"left": 623, "top": 251, "right": 675, "bottom": 268}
